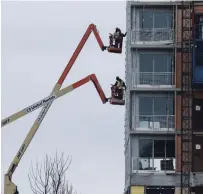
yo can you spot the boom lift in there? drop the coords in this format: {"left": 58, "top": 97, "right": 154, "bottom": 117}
{"left": 4, "top": 74, "right": 108, "bottom": 194}
{"left": 1, "top": 74, "right": 125, "bottom": 128}
{"left": 3, "top": 24, "right": 126, "bottom": 194}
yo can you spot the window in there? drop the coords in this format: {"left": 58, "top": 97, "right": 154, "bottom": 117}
{"left": 195, "top": 41, "right": 203, "bottom": 54}
{"left": 194, "top": 41, "right": 203, "bottom": 67}
{"left": 154, "top": 54, "right": 172, "bottom": 72}
{"left": 195, "top": 54, "right": 203, "bottom": 66}
{"left": 138, "top": 53, "right": 174, "bottom": 85}
{"left": 154, "top": 140, "right": 175, "bottom": 158}
{"left": 195, "top": 14, "right": 203, "bottom": 40}
{"left": 154, "top": 12, "right": 173, "bottom": 29}
{"left": 137, "top": 139, "right": 175, "bottom": 172}
{"left": 166, "top": 140, "right": 175, "bottom": 157}
{"left": 139, "top": 97, "right": 153, "bottom": 115}
{"left": 139, "top": 10, "right": 153, "bottom": 29}
{"left": 154, "top": 97, "right": 174, "bottom": 115}
{"left": 140, "top": 54, "right": 153, "bottom": 72}
{"left": 139, "top": 9, "right": 173, "bottom": 29}
{"left": 139, "top": 96, "right": 174, "bottom": 116}
{"left": 139, "top": 139, "right": 175, "bottom": 158}
{"left": 139, "top": 139, "right": 153, "bottom": 157}
{"left": 154, "top": 140, "right": 165, "bottom": 157}
{"left": 139, "top": 53, "right": 173, "bottom": 73}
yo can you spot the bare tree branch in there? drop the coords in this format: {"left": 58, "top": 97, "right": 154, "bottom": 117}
{"left": 28, "top": 152, "right": 75, "bottom": 194}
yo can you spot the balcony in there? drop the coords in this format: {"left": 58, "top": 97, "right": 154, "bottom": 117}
{"left": 131, "top": 28, "right": 174, "bottom": 45}
{"left": 132, "top": 157, "right": 176, "bottom": 174}
{"left": 132, "top": 72, "right": 175, "bottom": 89}
{"left": 133, "top": 115, "right": 175, "bottom": 131}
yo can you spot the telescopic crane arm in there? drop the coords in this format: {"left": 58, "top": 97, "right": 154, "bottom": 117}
{"left": 4, "top": 74, "right": 108, "bottom": 194}
{"left": 2, "top": 74, "right": 107, "bottom": 128}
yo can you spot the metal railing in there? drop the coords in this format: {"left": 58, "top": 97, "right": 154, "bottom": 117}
{"left": 131, "top": 28, "right": 174, "bottom": 43}
{"left": 132, "top": 157, "right": 176, "bottom": 173}
{"left": 132, "top": 72, "right": 175, "bottom": 87}
{"left": 133, "top": 115, "right": 175, "bottom": 130}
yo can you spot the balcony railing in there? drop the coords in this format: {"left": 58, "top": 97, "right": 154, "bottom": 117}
{"left": 132, "top": 72, "right": 175, "bottom": 87}
{"left": 131, "top": 28, "right": 174, "bottom": 43}
{"left": 133, "top": 115, "right": 175, "bottom": 131}
{"left": 132, "top": 157, "right": 176, "bottom": 173}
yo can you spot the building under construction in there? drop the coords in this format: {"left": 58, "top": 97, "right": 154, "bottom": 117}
{"left": 125, "top": 1, "right": 203, "bottom": 194}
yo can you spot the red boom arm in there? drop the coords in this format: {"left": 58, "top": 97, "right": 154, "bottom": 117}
{"left": 58, "top": 24, "right": 106, "bottom": 86}
{"left": 72, "top": 74, "right": 108, "bottom": 104}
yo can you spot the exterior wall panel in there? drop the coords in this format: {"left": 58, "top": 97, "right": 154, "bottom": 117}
{"left": 192, "top": 186, "right": 203, "bottom": 194}
{"left": 176, "top": 9, "right": 182, "bottom": 43}
{"left": 176, "top": 94, "right": 203, "bottom": 172}
{"left": 175, "top": 95, "right": 181, "bottom": 131}
{"left": 194, "top": 92, "right": 203, "bottom": 99}
{"left": 175, "top": 135, "right": 181, "bottom": 172}
{"left": 192, "top": 98, "right": 203, "bottom": 132}
{"left": 175, "top": 93, "right": 203, "bottom": 132}
{"left": 192, "top": 135, "right": 203, "bottom": 172}
{"left": 175, "top": 52, "right": 181, "bottom": 89}
{"left": 194, "top": 6, "right": 203, "bottom": 13}
{"left": 193, "top": 6, "right": 203, "bottom": 85}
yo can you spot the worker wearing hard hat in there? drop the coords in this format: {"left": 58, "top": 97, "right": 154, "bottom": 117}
{"left": 113, "top": 76, "right": 126, "bottom": 99}
{"left": 112, "top": 28, "right": 127, "bottom": 48}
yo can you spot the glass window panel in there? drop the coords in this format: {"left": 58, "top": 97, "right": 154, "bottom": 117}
{"left": 196, "top": 54, "right": 203, "bottom": 66}
{"left": 166, "top": 140, "right": 175, "bottom": 157}
{"left": 139, "top": 97, "right": 153, "bottom": 115}
{"left": 196, "top": 41, "right": 203, "bottom": 54}
{"left": 166, "top": 55, "right": 173, "bottom": 72}
{"left": 154, "top": 12, "right": 167, "bottom": 28}
{"left": 154, "top": 97, "right": 167, "bottom": 115}
{"left": 168, "top": 97, "right": 174, "bottom": 115}
{"left": 139, "top": 10, "right": 153, "bottom": 29}
{"left": 195, "top": 15, "right": 203, "bottom": 40}
{"left": 154, "top": 12, "right": 173, "bottom": 28}
{"left": 154, "top": 140, "right": 165, "bottom": 158}
{"left": 131, "top": 8, "right": 136, "bottom": 30}
{"left": 154, "top": 54, "right": 170, "bottom": 72}
{"left": 140, "top": 54, "right": 153, "bottom": 72}
{"left": 139, "top": 139, "right": 152, "bottom": 157}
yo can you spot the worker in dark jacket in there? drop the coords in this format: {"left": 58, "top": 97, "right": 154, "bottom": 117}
{"left": 113, "top": 28, "right": 127, "bottom": 48}
{"left": 116, "top": 27, "right": 127, "bottom": 38}
{"left": 113, "top": 76, "right": 126, "bottom": 99}
{"left": 114, "top": 76, "right": 126, "bottom": 89}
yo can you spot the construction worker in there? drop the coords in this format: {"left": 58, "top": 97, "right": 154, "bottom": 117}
{"left": 113, "top": 76, "right": 126, "bottom": 99}
{"left": 115, "top": 27, "right": 127, "bottom": 38}
{"left": 112, "top": 28, "right": 127, "bottom": 48}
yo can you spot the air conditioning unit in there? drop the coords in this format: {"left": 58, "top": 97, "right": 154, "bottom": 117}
{"left": 149, "top": 122, "right": 160, "bottom": 129}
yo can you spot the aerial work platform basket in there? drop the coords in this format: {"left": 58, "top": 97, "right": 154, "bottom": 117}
{"left": 109, "top": 85, "right": 125, "bottom": 105}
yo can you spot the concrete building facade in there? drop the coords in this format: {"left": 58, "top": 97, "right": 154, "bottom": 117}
{"left": 124, "top": 1, "right": 203, "bottom": 194}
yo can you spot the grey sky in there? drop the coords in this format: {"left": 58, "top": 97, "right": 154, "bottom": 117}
{"left": 1, "top": 1, "right": 126, "bottom": 194}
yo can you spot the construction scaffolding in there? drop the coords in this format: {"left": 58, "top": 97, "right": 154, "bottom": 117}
{"left": 180, "top": 1, "right": 194, "bottom": 194}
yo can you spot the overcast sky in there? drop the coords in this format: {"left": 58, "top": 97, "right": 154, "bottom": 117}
{"left": 1, "top": 1, "right": 126, "bottom": 194}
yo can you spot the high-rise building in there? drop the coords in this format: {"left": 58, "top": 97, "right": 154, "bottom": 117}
{"left": 124, "top": 1, "right": 203, "bottom": 194}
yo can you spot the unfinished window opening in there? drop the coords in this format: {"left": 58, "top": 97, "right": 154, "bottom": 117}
{"left": 136, "top": 95, "right": 175, "bottom": 130}
{"left": 135, "top": 138, "right": 175, "bottom": 173}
